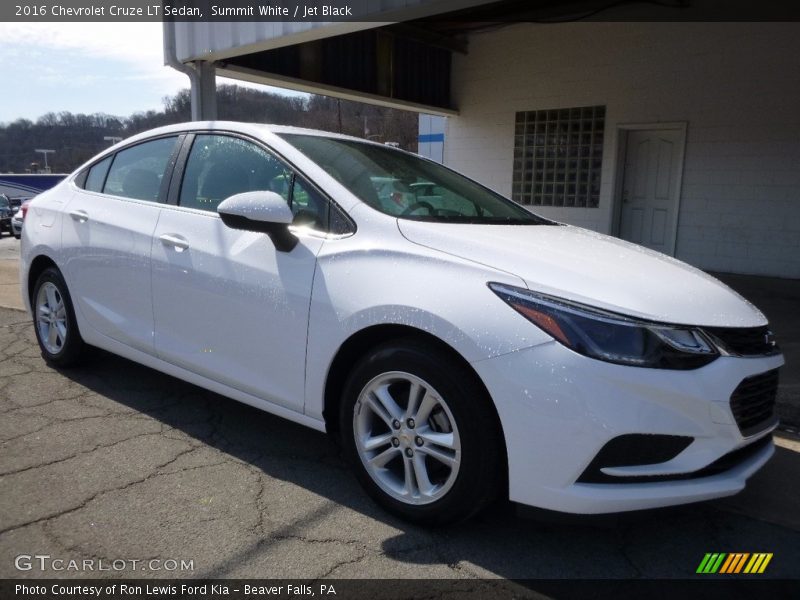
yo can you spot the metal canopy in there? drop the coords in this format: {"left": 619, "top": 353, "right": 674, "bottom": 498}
{"left": 219, "top": 27, "right": 455, "bottom": 113}
{"left": 165, "top": 0, "right": 742, "bottom": 117}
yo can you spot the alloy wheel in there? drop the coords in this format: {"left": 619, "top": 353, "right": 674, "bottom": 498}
{"left": 353, "top": 371, "right": 461, "bottom": 505}
{"left": 36, "top": 281, "right": 68, "bottom": 355}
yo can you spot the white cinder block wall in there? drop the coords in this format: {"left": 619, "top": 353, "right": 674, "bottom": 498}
{"left": 445, "top": 23, "right": 800, "bottom": 278}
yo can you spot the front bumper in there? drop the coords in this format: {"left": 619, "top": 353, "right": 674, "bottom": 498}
{"left": 472, "top": 341, "right": 783, "bottom": 514}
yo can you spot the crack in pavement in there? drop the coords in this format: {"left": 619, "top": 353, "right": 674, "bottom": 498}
{"left": 0, "top": 425, "right": 167, "bottom": 476}
{"left": 0, "top": 443, "right": 195, "bottom": 536}
{"left": 313, "top": 550, "right": 370, "bottom": 580}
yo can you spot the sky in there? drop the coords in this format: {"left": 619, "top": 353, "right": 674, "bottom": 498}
{"left": 0, "top": 22, "right": 295, "bottom": 124}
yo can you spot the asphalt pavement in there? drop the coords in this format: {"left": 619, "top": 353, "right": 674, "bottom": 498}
{"left": 0, "top": 234, "right": 799, "bottom": 583}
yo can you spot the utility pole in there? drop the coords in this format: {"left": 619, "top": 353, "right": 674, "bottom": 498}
{"left": 34, "top": 149, "right": 55, "bottom": 173}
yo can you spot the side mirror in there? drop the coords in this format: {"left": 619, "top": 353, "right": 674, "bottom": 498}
{"left": 217, "top": 191, "right": 297, "bottom": 252}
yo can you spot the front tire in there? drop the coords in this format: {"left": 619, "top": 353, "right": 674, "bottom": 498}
{"left": 32, "top": 267, "right": 87, "bottom": 367}
{"left": 340, "top": 339, "right": 503, "bottom": 525}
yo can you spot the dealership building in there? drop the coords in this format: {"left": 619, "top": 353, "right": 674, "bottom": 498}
{"left": 164, "top": 1, "right": 800, "bottom": 278}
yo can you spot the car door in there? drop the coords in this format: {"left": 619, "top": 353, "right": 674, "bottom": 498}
{"left": 62, "top": 135, "right": 181, "bottom": 353}
{"left": 151, "top": 133, "right": 331, "bottom": 412}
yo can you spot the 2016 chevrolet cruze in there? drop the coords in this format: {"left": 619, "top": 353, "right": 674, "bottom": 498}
{"left": 20, "top": 122, "right": 783, "bottom": 524}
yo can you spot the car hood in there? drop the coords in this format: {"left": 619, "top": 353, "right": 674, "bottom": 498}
{"left": 397, "top": 221, "right": 767, "bottom": 327}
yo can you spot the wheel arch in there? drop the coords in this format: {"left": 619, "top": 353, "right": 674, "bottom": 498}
{"left": 322, "top": 323, "right": 509, "bottom": 491}
{"left": 27, "top": 254, "right": 59, "bottom": 305}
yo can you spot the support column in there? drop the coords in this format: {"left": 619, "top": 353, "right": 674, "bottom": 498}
{"left": 190, "top": 60, "right": 217, "bottom": 121}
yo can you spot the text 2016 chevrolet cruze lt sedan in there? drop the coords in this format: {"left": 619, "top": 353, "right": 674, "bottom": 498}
{"left": 20, "top": 122, "right": 783, "bottom": 524}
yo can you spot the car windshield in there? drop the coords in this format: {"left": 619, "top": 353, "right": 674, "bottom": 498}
{"left": 278, "top": 134, "right": 551, "bottom": 225}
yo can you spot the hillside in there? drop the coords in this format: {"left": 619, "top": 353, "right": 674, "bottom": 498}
{"left": 0, "top": 85, "right": 418, "bottom": 173}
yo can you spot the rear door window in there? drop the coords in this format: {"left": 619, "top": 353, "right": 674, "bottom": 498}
{"left": 103, "top": 137, "right": 178, "bottom": 202}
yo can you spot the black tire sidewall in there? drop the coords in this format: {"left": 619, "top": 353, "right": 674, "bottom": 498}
{"left": 340, "top": 340, "right": 501, "bottom": 525}
{"left": 32, "top": 267, "right": 85, "bottom": 367}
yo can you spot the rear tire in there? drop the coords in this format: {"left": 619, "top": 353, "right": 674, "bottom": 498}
{"left": 32, "top": 267, "right": 88, "bottom": 367}
{"left": 340, "top": 338, "right": 503, "bottom": 525}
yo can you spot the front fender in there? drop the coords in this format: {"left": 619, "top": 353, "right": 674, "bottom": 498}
{"left": 303, "top": 232, "right": 551, "bottom": 422}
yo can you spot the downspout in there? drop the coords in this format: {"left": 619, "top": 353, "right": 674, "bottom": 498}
{"left": 162, "top": 21, "right": 217, "bottom": 121}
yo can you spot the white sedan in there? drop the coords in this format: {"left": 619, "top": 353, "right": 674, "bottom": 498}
{"left": 19, "top": 122, "right": 783, "bottom": 524}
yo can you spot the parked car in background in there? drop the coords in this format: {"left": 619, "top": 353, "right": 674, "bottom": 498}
{"left": 0, "top": 194, "right": 13, "bottom": 237}
{"left": 19, "top": 122, "right": 784, "bottom": 525}
{"left": 11, "top": 198, "right": 31, "bottom": 239}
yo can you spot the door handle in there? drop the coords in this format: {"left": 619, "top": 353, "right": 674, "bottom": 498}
{"left": 69, "top": 210, "right": 89, "bottom": 223}
{"left": 159, "top": 233, "right": 190, "bottom": 252}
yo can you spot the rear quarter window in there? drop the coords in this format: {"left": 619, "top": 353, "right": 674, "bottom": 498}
{"left": 84, "top": 156, "right": 113, "bottom": 192}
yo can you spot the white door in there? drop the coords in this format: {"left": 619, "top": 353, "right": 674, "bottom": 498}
{"left": 151, "top": 134, "right": 328, "bottom": 412}
{"left": 618, "top": 128, "right": 684, "bottom": 255}
{"left": 62, "top": 136, "right": 179, "bottom": 353}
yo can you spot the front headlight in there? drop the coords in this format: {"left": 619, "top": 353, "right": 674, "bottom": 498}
{"left": 489, "top": 282, "right": 718, "bottom": 370}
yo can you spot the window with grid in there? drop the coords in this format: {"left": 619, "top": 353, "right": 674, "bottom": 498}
{"left": 512, "top": 105, "right": 605, "bottom": 208}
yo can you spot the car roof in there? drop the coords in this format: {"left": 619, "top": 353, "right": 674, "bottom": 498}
{"left": 118, "top": 121, "right": 381, "bottom": 148}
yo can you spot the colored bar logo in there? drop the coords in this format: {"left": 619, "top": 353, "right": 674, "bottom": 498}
{"left": 696, "top": 553, "right": 773, "bottom": 574}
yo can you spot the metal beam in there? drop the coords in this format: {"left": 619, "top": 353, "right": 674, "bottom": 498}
{"left": 216, "top": 64, "right": 459, "bottom": 117}
{"left": 190, "top": 61, "right": 218, "bottom": 121}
